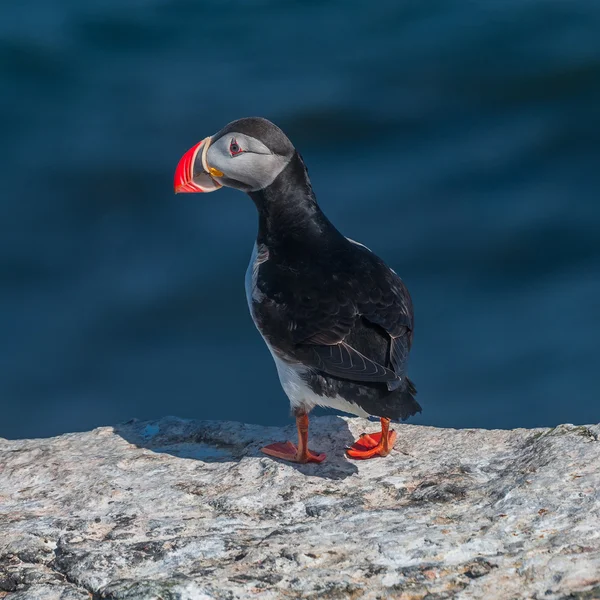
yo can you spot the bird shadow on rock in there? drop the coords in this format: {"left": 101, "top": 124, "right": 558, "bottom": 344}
{"left": 113, "top": 414, "right": 360, "bottom": 480}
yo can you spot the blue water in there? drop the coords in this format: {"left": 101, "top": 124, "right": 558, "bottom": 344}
{"left": 1, "top": 0, "right": 599, "bottom": 440}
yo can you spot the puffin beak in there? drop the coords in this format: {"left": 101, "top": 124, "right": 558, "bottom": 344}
{"left": 174, "top": 136, "right": 223, "bottom": 194}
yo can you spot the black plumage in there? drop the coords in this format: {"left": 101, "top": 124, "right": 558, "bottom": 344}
{"left": 246, "top": 149, "right": 421, "bottom": 421}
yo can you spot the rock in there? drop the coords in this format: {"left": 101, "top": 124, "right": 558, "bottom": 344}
{"left": 1, "top": 416, "right": 599, "bottom": 599}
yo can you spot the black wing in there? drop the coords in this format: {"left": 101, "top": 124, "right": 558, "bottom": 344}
{"left": 252, "top": 238, "right": 413, "bottom": 386}
{"left": 292, "top": 254, "right": 413, "bottom": 386}
{"left": 304, "top": 341, "right": 398, "bottom": 384}
{"left": 355, "top": 268, "right": 414, "bottom": 390}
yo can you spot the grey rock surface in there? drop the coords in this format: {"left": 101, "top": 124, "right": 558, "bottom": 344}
{"left": 1, "top": 416, "right": 599, "bottom": 600}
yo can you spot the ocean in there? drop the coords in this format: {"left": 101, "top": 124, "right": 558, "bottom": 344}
{"left": 1, "top": 0, "right": 599, "bottom": 439}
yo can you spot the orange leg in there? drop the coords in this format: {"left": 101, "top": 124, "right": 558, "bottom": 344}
{"left": 346, "top": 417, "right": 397, "bottom": 460}
{"left": 261, "top": 412, "right": 326, "bottom": 464}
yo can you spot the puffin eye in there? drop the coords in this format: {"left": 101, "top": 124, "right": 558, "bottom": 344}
{"left": 229, "top": 139, "right": 243, "bottom": 156}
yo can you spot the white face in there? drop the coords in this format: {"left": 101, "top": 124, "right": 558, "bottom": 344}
{"left": 206, "top": 132, "right": 293, "bottom": 192}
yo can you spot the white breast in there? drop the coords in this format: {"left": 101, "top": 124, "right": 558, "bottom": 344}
{"left": 245, "top": 241, "right": 269, "bottom": 312}
{"left": 244, "top": 242, "right": 259, "bottom": 312}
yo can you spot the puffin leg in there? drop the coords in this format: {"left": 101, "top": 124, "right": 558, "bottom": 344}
{"left": 261, "top": 412, "right": 326, "bottom": 463}
{"left": 346, "top": 417, "right": 397, "bottom": 460}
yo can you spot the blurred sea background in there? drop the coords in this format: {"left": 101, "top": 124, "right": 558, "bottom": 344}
{"left": 1, "top": 0, "right": 599, "bottom": 440}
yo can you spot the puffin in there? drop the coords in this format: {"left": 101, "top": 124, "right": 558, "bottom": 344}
{"left": 174, "top": 117, "right": 421, "bottom": 463}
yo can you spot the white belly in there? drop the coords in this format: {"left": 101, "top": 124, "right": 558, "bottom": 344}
{"left": 272, "top": 356, "right": 370, "bottom": 417}
{"left": 244, "top": 242, "right": 262, "bottom": 312}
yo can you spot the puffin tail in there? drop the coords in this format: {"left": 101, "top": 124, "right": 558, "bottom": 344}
{"left": 390, "top": 377, "right": 421, "bottom": 421}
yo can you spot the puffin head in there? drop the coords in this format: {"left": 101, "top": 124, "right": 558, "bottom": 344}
{"left": 174, "top": 117, "right": 295, "bottom": 194}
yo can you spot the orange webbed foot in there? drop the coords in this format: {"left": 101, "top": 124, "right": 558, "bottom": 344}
{"left": 261, "top": 441, "right": 326, "bottom": 463}
{"left": 260, "top": 412, "right": 326, "bottom": 464}
{"left": 346, "top": 418, "right": 397, "bottom": 460}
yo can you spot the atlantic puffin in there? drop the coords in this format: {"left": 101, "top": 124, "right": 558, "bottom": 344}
{"left": 174, "top": 117, "right": 421, "bottom": 463}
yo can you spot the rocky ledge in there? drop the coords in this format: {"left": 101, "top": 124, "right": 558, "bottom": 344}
{"left": 1, "top": 416, "right": 599, "bottom": 600}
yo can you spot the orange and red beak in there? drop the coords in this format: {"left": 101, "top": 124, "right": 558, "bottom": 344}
{"left": 174, "top": 136, "right": 223, "bottom": 194}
